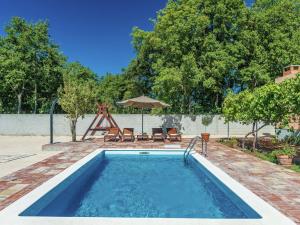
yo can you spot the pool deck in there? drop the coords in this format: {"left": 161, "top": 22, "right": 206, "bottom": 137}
{"left": 0, "top": 136, "right": 69, "bottom": 178}
{"left": 0, "top": 138, "right": 300, "bottom": 224}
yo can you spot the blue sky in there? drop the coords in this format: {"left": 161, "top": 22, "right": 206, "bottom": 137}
{"left": 0, "top": 0, "right": 167, "bottom": 75}
{"left": 0, "top": 0, "right": 254, "bottom": 76}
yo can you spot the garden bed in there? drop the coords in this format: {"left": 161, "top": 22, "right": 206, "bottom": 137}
{"left": 218, "top": 137, "right": 300, "bottom": 172}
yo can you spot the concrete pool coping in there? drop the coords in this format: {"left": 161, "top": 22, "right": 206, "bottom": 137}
{"left": 0, "top": 149, "right": 296, "bottom": 225}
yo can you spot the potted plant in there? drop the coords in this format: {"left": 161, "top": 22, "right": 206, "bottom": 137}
{"left": 271, "top": 145, "right": 297, "bottom": 166}
{"left": 201, "top": 115, "right": 213, "bottom": 142}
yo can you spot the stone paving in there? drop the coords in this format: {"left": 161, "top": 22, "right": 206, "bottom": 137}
{"left": 0, "top": 154, "right": 35, "bottom": 163}
{"left": 0, "top": 138, "right": 299, "bottom": 224}
{"left": 209, "top": 141, "right": 300, "bottom": 224}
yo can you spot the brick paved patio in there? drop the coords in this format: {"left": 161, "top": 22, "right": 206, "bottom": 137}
{"left": 0, "top": 138, "right": 299, "bottom": 224}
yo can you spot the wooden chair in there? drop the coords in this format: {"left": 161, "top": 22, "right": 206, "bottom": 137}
{"left": 167, "top": 128, "right": 182, "bottom": 142}
{"left": 104, "top": 127, "right": 120, "bottom": 142}
{"left": 122, "top": 128, "right": 134, "bottom": 142}
{"left": 152, "top": 128, "right": 165, "bottom": 141}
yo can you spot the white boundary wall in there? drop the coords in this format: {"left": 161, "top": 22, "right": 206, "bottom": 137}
{"left": 0, "top": 114, "right": 275, "bottom": 137}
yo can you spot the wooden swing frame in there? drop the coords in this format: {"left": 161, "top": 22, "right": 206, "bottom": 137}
{"left": 82, "top": 104, "right": 122, "bottom": 141}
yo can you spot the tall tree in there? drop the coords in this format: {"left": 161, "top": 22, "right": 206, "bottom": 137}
{"left": 252, "top": 0, "right": 300, "bottom": 78}
{"left": 0, "top": 17, "right": 65, "bottom": 113}
{"left": 131, "top": 0, "right": 248, "bottom": 113}
{"left": 97, "top": 71, "right": 144, "bottom": 113}
{"left": 127, "top": 0, "right": 300, "bottom": 114}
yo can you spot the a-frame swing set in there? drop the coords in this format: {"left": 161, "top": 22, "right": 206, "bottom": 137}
{"left": 82, "top": 104, "right": 122, "bottom": 141}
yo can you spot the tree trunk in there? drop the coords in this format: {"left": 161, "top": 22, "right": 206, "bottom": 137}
{"left": 17, "top": 92, "right": 22, "bottom": 114}
{"left": 215, "top": 93, "right": 219, "bottom": 108}
{"left": 17, "top": 84, "right": 25, "bottom": 114}
{"left": 253, "top": 122, "right": 259, "bottom": 149}
{"left": 252, "top": 122, "right": 257, "bottom": 150}
{"left": 243, "top": 123, "right": 268, "bottom": 150}
{"left": 242, "top": 123, "right": 255, "bottom": 149}
{"left": 252, "top": 138, "right": 257, "bottom": 149}
{"left": 33, "top": 82, "right": 37, "bottom": 114}
{"left": 70, "top": 119, "right": 77, "bottom": 142}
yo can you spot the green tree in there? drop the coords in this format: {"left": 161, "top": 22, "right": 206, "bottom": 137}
{"left": 2, "top": 0, "right": 300, "bottom": 116}
{"left": 97, "top": 69, "right": 144, "bottom": 113}
{"left": 64, "top": 62, "right": 97, "bottom": 81}
{"left": 223, "top": 76, "right": 300, "bottom": 149}
{"left": 252, "top": 0, "right": 300, "bottom": 78}
{"left": 128, "top": 0, "right": 300, "bottom": 113}
{"left": 281, "top": 74, "right": 300, "bottom": 124}
{"left": 131, "top": 0, "right": 249, "bottom": 113}
{"left": 97, "top": 74, "right": 127, "bottom": 112}
{"left": 0, "top": 17, "right": 65, "bottom": 113}
{"left": 58, "top": 63, "right": 97, "bottom": 142}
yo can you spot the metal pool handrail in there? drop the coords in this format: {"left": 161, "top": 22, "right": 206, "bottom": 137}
{"left": 183, "top": 136, "right": 201, "bottom": 162}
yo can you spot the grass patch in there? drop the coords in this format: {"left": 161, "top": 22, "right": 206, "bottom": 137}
{"left": 241, "top": 149, "right": 300, "bottom": 173}
{"left": 290, "top": 165, "right": 300, "bottom": 172}
{"left": 243, "top": 149, "right": 300, "bottom": 173}
{"left": 244, "top": 149, "right": 277, "bottom": 163}
{"left": 218, "top": 138, "right": 300, "bottom": 173}
{"left": 218, "top": 138, "right": 238, "bottom": 148}
{"left": 254, "top": 151, "right": 277, "bottom": 163}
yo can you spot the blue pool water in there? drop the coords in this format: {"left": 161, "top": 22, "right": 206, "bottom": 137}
{"left": 21, "top": 151, "right": 261, "bottom": 218}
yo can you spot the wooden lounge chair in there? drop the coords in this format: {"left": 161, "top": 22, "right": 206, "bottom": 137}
{"left": 152, "top": 128, "right": 165, "bottom": 141}
{"left": 167, "top": 128, "right": 182, "bottom": 142}
{"left": 104, "top": 127, "right": 120, "bottom": 142}
{"left": 122, "top": 128, "right": 134, "bottom": 142}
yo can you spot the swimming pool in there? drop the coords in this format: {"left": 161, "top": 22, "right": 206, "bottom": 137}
{"left": 0, "top": 149, "right": 296, "bottom": 225}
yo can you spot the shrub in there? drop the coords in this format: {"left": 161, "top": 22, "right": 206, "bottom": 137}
{"left": 253, "top": 151, "right": 277, "bottom": 163}
{"left": 219, "top": 138, "right": 238, "bottom": 148}
{"left": 271, "top": 146, "right": 297, "bottom": 158}
{"left": 284, "top": 132, "right": 300, "bottom": 146}
{"left": 201, "top": 115, "right": 214, "bottom": 132}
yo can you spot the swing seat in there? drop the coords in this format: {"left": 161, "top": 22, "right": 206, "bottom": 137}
{"left": 92, "top": 126, "right": 109, "bottom": 131}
